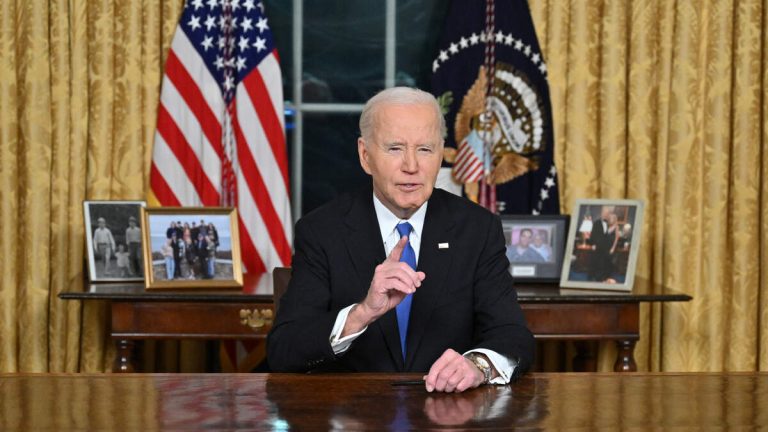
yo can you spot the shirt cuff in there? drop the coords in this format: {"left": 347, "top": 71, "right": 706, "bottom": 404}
{"left": 329, "top": 304, "right": 368, "bottom": 354}
{"left": 464, "top": 348, "right": 517, "bottom": 385}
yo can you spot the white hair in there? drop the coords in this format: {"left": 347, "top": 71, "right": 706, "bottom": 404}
{"left": 359, "top": 87, "right": 446, "bottom": 143}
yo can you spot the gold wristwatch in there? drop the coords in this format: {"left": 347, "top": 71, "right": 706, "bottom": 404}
{"left": 467, "top": 353, "right": 492, "bottom": 384}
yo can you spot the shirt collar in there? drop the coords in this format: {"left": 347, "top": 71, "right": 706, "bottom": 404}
{"left": 372, "top": 193, "right": 428, "bottom": 242}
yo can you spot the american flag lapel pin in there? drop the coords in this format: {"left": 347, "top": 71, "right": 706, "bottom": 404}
{"left": 438, "top": 242, "right": 449, "bottom": 249}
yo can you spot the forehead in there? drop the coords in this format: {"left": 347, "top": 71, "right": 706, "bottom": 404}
{"left": 373, "top": 103, "right": 440, "bottom": 142}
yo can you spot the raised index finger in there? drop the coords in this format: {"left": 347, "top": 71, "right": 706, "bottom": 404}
{"left": 386, "top": 235, "right": 409, "bottom": 263}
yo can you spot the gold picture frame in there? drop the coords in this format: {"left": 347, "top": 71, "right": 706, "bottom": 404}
{"left": 141, "top": 207, "right": 243, "bottom": 289}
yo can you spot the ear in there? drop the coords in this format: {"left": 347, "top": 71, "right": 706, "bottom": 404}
{"left": 358, "top": 137, "right": 372, "bottom": 175}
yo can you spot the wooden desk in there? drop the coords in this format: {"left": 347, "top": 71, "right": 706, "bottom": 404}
{"left": 1, "top": 373, "right": 766, "bottom": 430}
{"left": 60, "top": 274, "right": 690, "bottom": 373}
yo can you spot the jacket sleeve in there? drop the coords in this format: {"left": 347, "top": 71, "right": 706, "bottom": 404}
{"left": 266, "top": 217, "right": 346, "bottom": 372}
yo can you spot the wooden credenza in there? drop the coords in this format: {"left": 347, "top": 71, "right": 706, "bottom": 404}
{"left": 60, "top": 272, "right": 690, "bottom": 373}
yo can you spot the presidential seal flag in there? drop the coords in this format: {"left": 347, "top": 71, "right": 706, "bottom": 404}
{"left": 431, "top": 0, "right": 559, "bottom": 215}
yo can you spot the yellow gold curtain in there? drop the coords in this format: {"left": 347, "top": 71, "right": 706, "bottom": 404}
{"left": 0, "top": 0, "right": 766, "bottom": 373}
{"left": 530, "top": 0, "right": 768, "bottom": 371}
{"left": 0, "top": 0, "right": 183, "bottom": 372}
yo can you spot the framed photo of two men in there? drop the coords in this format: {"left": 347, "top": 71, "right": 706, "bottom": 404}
{"left": 560, "top": 199, "right": 645, "bottom": 292}
{"left": 502, "top": 215, "right": 569, "bottom": 283}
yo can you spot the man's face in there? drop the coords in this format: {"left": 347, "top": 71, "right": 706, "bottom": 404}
{"left": 533, "top": 232, "right": 544, "bottom": 246}
{"left": 601, "top": 206, "right": 613, "bottom": 220}
{"left": 518, "top": 230, "right": 532, "bottom": 247}
{"left": 358, "top": 103, "right": 443, "bottom": 219}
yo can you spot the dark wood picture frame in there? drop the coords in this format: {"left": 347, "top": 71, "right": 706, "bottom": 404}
{"left": 501, "top": 214, "right": 569, "bottom": 284}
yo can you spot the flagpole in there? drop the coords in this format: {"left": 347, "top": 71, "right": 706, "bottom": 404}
{"left": 291, "top": 0, "right": 303, "bottom": 222}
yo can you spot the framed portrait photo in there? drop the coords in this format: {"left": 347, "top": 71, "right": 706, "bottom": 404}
{"left": 560, "top": 199, "right": 645, "bottom": 291}
{"left": 502, "top": 215, "right": 569, "bottom": 283}
{"left": 83, "top": 200, "right": 147, "bottom": 282}
{"left": 141, "top": 207, "right": 243, "bottom": 289}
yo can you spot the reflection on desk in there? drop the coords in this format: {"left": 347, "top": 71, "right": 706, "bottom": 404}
{"left": 0, "top": 373, "right": 766, "bottom": 430}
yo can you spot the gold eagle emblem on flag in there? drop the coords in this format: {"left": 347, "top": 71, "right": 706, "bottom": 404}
{"left": 442, "top": 63, "right": 545, "bottom": 202}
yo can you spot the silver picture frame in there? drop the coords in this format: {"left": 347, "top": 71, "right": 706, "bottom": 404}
{"left": 83, "top": 200, "right": 147, "bottom": 282}
{"left": 560, "top": 199, "right": 644, "bottom": 291}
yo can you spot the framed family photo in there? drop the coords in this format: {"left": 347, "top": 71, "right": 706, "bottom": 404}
{"left": 502, "top": 215, "right": 569, "bottom": 283}
{"left": 560, "top": 199, "right": 644, "bottom": 291}
{"left": 83, "top": 200, "right": 147, "bottom": 282}
{"left": 141, "top": 207, "right": 243, "bottom": 289}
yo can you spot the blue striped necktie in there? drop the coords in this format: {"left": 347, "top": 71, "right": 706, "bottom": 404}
{"left": 395, "top": 222, "right": 416, "bottom": 360}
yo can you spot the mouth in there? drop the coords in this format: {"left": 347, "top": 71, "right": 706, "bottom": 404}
{"left": 396, "top": 183, "right": 422, "bottom": 192}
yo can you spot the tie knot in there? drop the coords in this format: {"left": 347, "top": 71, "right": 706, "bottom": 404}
{"left": 396, "top": 222, "right": 413, "bottom": 238}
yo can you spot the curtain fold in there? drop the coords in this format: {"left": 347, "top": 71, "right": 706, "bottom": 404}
{"left": 0, "top": 0, "right": 183, "bottom": 372}
{"left": 532, "top": 0, "right": 767, "bottom": 371}
{"left": 0, "top": 0, "right": 765, "bottom": 372}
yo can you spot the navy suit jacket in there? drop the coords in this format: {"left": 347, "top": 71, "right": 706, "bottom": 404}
{"left": 267, "top": 185, "right": 534, "bottom": 374}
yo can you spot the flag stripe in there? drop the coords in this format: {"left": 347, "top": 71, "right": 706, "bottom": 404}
{"left": 237, "top": 171, "right": 284, "bottom": 269}
{"left": 241, "top": 66, "right": 290, "bottom": 190}
{"left": 149, "top": 163, "right": 182, "bottom": 206}
{"left": 152, "top": 132, "right": 203, "bottom": 205}
{"left": 257, "top": 51, "right": 285, "bottom": 131}
{"left": 160, "top": 77, "right": 222, "bottom": 195}
{"left": 156, "top": 105, "right": 220, "bottom": 205}
{"left": 237, "top": 213, "right": 267, "bottom": 275}
{"left": 164, "top": 52, "right": 224, "bottom": 159}
{"left": 236, "top": 84, "right": 292, "bottom": 240}
{"left": 233, "top": 112, "right": 292, "bottom": 264}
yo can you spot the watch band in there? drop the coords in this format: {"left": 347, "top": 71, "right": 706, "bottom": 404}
{"left": 468, "top": 353, "right": 492, "bottom": 384}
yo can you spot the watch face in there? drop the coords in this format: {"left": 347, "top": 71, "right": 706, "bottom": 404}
{"left": 476, "top": 356, "right": 490, "bottom": 368}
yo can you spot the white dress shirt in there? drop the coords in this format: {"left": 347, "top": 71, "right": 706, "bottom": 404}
{"left": 328, "top": 194, "right": 516, "bottom": 384}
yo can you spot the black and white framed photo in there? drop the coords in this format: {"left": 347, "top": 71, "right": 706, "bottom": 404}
{"left": 141, "top": 207, "right": 243, "bottom": 289}
{"left": 560, "top": 199, "right": 644, "bottom": 291}
{"left": 83, "top": 200, "right": 147, "bottom": 282}
{"left": 502, "top": 215, "right": 569, "bottom": 283}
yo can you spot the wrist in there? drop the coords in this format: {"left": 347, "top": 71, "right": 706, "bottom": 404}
{"left": 341, "top": 303, "right": 375, "bottom": 337}
{"left": 466, "top": 353, "right": 493, "bottom": 385}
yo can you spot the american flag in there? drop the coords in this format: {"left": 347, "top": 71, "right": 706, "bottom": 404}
{"left": 150, "top": 0, "right": 292, "bottom": 276}
{"left": 453, "top": 136, "right": 486, "bottom": 183}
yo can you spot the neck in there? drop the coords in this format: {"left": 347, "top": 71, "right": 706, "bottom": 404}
{"left": 373, "top": 190, "right": 419, "bottom": 220}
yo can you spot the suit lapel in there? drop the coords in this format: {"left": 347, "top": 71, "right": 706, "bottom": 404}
{"left": 405, "top": 190, "right": 454, "bottom": 369}
{"left": 342, "top": 188, "right": 404, "bottom": 368}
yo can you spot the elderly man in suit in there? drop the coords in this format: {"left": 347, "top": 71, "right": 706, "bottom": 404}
{"left": 267, "top": 87, "right": 534, "bottom": 393}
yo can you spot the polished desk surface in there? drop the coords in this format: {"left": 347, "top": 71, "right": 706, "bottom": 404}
{"left": 60, "top": 273, "right": 692, "bottom": 303}
{"left": 0, "top": 373, "right": 764, "bottom": 430}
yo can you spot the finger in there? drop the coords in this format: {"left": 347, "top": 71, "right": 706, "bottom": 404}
{"left": 454, "top": 372, "right": 477, "bottom": 393}
{"left": 426, "top": 349, "right": 459, "bottom": 392}
{"left": 380, "top": 264, "right": 422, "bottom": 288}
{"left": 386, "top": 235, "right": 409, "bottom": 263}
{"left": 381, "top": 278, "right": 415, "bottom": 296}
{"left": 442, "top": 355, "right": 471, "bottom": 392}
{"left": 416, "top": 271, "right": 426, "bottom": 281}
{"left": 434, "top": 364, "right": 461, "bottom": 392}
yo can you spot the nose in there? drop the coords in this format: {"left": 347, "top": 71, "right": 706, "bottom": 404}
{"left": 401, "top": 147, "right": 418, "bottom": 173}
